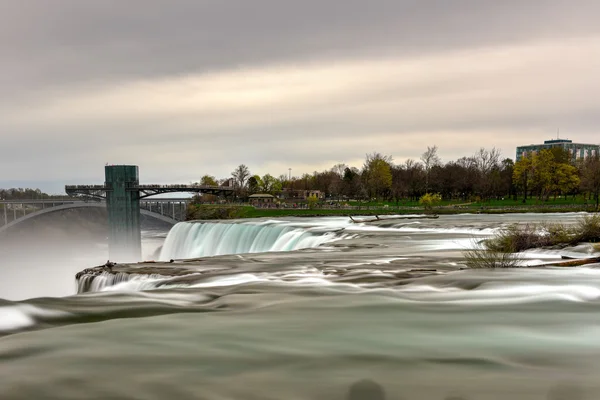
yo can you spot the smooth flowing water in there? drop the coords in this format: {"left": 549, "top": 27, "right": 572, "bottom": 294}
{"left": 1, "top": 213, "right": 599, "bottom": 399}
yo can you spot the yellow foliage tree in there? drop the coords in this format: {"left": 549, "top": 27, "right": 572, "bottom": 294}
{"left": 419, "top": 193, "right": 442, "bottom": 211}
{"left": 307, "top": 194, "right": 319, "bottom": 209}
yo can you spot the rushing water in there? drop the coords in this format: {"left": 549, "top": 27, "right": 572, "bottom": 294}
{"left": 1, "top": 213, "right": 600, "bottom": 399}
{"left": 159, "top": 219, "right": 350, "bottom": 259}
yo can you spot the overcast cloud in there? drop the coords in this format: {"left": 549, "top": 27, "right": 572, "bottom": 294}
{"left": 1, "top": 0, "right": 599, "bottom": 193}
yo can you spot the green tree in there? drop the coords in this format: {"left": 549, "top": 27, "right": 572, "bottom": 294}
{"left": 200, "top": 175, "right": 218, "bottom": 186}
{"left": 247, "top": 176, "right": 260, "bottom": 195}
{"left": 513, "top": 154, "right": 533, "bottom": 203}
{"left": 551, "top": 162, "right": 579, "bottom": 200}
{"left": 530, "top": 149, "right": 555, "bottom": 200}
{"left": 260, "top": 174, "right": 277, "bottom": 193}
{"left": 549, "top": 147, "right": 571, "bottom": 165}
{"left": 271, "top": 179, "right": 283, "bottom": 195}
{"left": 500, "top": 158, "right": 515, "bottom": 200}
{"left": 342, "top": 167, "right": 362, "bottom": 199}
{"left": 362, "top": 152, "right": 392, "bottom": 199}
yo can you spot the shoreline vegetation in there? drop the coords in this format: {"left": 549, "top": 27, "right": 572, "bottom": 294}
{"left": 191, "top": 147, "right": 600, "bottom": 217}
{"left": 464, "top": 214, "right": 600, "bottom": 268}
{"left": 185, "top": 201, "right": 599, "bottom": 220}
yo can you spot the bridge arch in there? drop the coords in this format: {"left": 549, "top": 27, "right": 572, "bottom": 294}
{"left": 0, "top": 203, "right": 178, "bottom": 234}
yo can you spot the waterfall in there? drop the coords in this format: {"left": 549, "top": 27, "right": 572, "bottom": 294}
{"left": 159, "top": 220, "right": 343, "bottom": 260}
{"left": 76, "top": 272, "right": 169, "bottom": 293}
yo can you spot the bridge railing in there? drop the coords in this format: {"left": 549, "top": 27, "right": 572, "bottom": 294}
{"left": 136, "top": 184, "right": 234, "bottom": 190}
{"left": 1, "top": 198, "right": 191, "bottom": 228}
{"left": 0, "top": 199, "right": 92, "bottom": 227}
{"left": 65, "top": 185, "right": 109, "bottom": 190}
{"left": 139, "top": 199, "right": 192, "bottom": 222}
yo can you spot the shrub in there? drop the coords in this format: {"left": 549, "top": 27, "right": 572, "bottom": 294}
{"left": 572, "top": 214, "right": 600, "bottom": 243}
{"left": 485, "top": 223, "right": 551, "bottom": 253}
{"left": 541, "top": 222, "right": 573, "bottom": 244}
{"left": 484, "top": 217, "right": 600, "bottom": 253}
{"left": 463, "top": 248, "right": 522, "bottom": 269}
{"left": 307, "top": 194, "right": 319, "bottom": 209}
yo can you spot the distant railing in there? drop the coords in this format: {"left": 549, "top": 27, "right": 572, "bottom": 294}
{"left": 65, "top": 184, "right": 234, "bottom": 191}
{"left": 65, "top": 185, "right": 108, "bottom": 190}
{"left": 136, "top": 184, "right": 234, "bottom": 190}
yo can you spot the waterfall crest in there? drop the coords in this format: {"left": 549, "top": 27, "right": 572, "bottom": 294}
{"left": 159, "top": 221, "right": 342, "bottom": 260}
{"left": 76, "top": 272, "right": 169, "bottom": 293}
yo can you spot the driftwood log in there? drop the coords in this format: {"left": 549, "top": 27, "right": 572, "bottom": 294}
{"left": 349, "top": 215, "right": 439, "bottom": 223}
{"left": 550, "top": 256, "right": 600, "bottom": 267}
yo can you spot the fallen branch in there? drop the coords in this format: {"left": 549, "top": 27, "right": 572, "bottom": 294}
{"left": 548, "top": 257, "right": 600, "bottom": 267}
{"left": 349, "top": 214, "right": 439, "bottom": 223}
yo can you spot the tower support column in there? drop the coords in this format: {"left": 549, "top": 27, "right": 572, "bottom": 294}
{"left": 105, "top": 165, "right": 141, "bottom": 261}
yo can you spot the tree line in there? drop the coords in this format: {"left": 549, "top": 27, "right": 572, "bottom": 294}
{"left": 0, "top": 188, "right": 65, "bottom": 200}
{"left": 195, "top": 145, "right": 600, "bottom": 210}
{"left": 4, "top": 145, "right": 599, "bottom": 209}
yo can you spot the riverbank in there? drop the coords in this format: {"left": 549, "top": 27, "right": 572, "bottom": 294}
{"left": 186, "top": 203, "right": 596, "bottom": 220}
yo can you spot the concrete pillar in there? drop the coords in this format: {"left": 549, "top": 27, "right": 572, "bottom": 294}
{"left": 3, "top": 205, "right": 7, "bottom": 226}
{"left": 160, "top": 202, "right": 163, "bottom": 216}
{"left": 172, "top": 202, "right": 176, "bottom": 220}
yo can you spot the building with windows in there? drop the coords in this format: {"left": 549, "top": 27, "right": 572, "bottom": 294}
{"left": 516, "top": 139, "right": 599, "bottom": 162}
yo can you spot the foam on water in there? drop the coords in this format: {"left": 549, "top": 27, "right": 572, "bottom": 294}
{"left": 0, "top": 304, "right": 69, "bottom": 332}
{"left": 190, "top": 273, "right": 266, "bottom": 288}
{"left": 396, "top": 274, "right": 600, "bottom": 304}
{"left": 77, "top": 272, "right": 169, "bottom": 293}
{"left": 159, "top": 217, "right": 502, "bottom": 261}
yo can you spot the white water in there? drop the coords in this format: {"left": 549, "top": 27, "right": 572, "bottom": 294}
{"left": 77, "top": 272, "right": 170, "bottom": 293}
{"left": 159, "top": 220, "right": 347, "bottom": 260}
{"left": 159, "top": 217, "right": 502, "bottom": 261}
{"left": 0, "top": 305, "right": 69, "bottom": 332}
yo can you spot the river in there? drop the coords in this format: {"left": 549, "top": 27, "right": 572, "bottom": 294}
{"left": 1, "top": 213, "right": 599, "bottom": 399}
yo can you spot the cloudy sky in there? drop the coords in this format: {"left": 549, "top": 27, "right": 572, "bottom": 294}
{"left": 1, "top": 0, "right": 600, "bottom": 193}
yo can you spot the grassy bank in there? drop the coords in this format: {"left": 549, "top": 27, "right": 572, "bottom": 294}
{"left": 185, "top": 205, "right": 416, "bottom": 220}
{"left": 186, "top": 203, "right": 596, "bottom": 220}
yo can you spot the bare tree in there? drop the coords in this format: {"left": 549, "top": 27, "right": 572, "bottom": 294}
{"left": 581, "top": 154, "right": 600, "bottom": 210}
{"left": 231, "top": 164, "right": 251, "bottom": 189}
{"left": 420, "top": 145, "right": 441, "bottom": 192}
{"left": 330, "top": 163, "right": 347, "bottom": 178}
{"left": 473, "top": 147, "right": 501, "bottom": 174}
{"left": 472, "top": 147, "right": 502, "bottom": 200}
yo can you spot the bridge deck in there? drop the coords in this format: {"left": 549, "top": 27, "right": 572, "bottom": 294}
{"left": 64, "top": 184, "right": 234, "bottom": 191}
{"left": 65, "top": 184, "right": 234, "bottom": 199}
{"left": 1, "top": 198, "right": 193, "bottom": 229}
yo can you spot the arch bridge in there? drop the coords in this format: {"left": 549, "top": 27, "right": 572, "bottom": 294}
{"left": 3, "top": 165, "right": 235, "bottom": 261}
{"left": 0, "top": 198, "right": 194, "bottom": 234}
